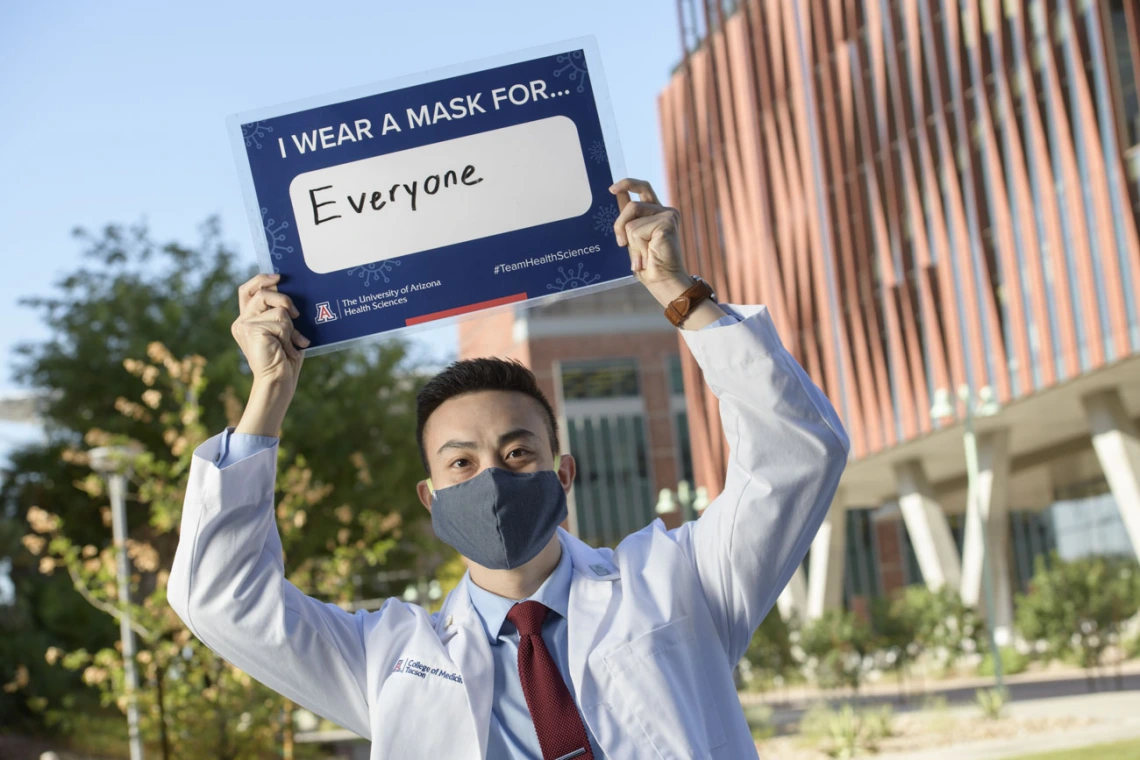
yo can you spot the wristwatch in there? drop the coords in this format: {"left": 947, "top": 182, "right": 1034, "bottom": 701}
{"left": 663, "top": 276, "right": 716, "bottom": 328}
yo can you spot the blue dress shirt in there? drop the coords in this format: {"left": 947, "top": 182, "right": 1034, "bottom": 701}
{"left": 466, "top": 541, "right": 604, "bottom": 759}
{"left": 211, "top": 308, "right": 742, "bottom": 757}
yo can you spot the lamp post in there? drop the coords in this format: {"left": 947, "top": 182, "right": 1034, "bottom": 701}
{"left": 656, "top": 480, "right": 709, "bottom": 522}
{"left": 930, "top": 385, "right": 1004, "bottom": 690}
{"left": 89, "top": 445, "right": 144, "bottom": 760}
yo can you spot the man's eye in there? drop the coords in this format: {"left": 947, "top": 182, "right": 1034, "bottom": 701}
{"left": 450, "top": 458, "right": 470, "bottom": 469}
{"left": 506, "top": 448, "right": 531, "bottom": 460}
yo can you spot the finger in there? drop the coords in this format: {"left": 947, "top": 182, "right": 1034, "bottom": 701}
{"left": 248, "top": 290, "right": 299, "bottom": 318}
{"left": 252, "top": 317, "right": 300, "bottom": 361}
{"left": 291, "top": 330, "right": 311, "bottom": 349}
{"left": 625, "top": 214, "right": 663, "bottom": 272}
{"left": 238, "top": 273, "right": 281, "bottom": 313}
{"left": 612, "top": 201, "right": 666, "bottom": 247}
{"left": 610, "top": 178, "right": 660, "bottom": 205}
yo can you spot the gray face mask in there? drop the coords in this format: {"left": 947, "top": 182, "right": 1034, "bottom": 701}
{"left": 429, "top": 463, "right": 567, "bottom": 570}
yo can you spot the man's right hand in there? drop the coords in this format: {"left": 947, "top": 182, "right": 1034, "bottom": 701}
{"left": 231, "top": 273, "right": 310, "bottom": 437}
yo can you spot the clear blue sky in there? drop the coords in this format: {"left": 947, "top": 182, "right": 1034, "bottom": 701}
{"left": 0, "top": 0, "right": 681, "bottom": 414}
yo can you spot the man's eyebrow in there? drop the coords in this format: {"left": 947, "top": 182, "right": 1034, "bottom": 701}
{"left": 435, "top": 429, "right": 540, "bottom": 456}
{"left": 437, "top": 440, "right": 477, "bottom": 455}
{"left": 498, "top": 428, "right": 540, "bottom": 446}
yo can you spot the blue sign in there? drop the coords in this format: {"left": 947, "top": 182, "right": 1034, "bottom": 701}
{"left": 229, "top": 38, "right": 628, "bottom": 354}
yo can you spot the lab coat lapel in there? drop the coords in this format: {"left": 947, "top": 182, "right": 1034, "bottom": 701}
{"left": 562, "top": 530, "right": 619, "bottom": 697}
{"left": 437, "top": 575, "right": 493, "bottom": 760}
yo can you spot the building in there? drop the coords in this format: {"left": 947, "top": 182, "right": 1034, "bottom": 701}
{"left": 457, "top": 285, "right": 697, "bottom": 548}
{"left": 658, "top": 0, "right": 1140, "bottom": 633}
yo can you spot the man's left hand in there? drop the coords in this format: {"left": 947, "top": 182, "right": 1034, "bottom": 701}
{"left": 610, "top": 178, "right": 725, "bottom": 329}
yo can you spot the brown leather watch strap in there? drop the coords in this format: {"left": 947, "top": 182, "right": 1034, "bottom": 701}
{"left": 664, "top": 277, "right": 715, "bottom": 327}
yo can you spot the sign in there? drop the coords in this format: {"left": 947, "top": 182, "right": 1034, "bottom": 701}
{"left": 229, "top": 38, "right": 628, "bottom": 354}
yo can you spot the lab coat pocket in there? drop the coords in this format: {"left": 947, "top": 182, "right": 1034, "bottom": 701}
{"left": 602, "top": 616, "right": 727, "bottom": 758}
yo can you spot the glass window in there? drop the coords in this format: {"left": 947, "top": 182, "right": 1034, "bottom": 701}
{"left": 561, "top": 359, "right": 640, "bottom": 400}
{"left": 667, "top": 354, "right": 686, "bottom": 396}
{"left": 566, "top": 413, "right": 654, "bottom": 547}
{"left": 1109, "top": 0, "right": 1140, "bottom": 146}
{"left": 674, "top": 410, "right": 694, "bottom": 486}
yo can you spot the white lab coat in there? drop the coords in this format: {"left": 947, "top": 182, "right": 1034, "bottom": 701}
{"left": 169, "top": 304, "right": 848, "bottom": 759}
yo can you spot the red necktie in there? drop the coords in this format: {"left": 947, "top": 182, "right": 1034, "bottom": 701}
{"left": 506, "top": 601, "right": 595, "bottom": 760}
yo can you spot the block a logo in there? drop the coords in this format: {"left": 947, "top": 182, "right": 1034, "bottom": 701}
{"left": 315, "top": 301, "right": 337, "bottom": 323}
{"left": 392, "top": 659, "right": 404, "bottom": 673}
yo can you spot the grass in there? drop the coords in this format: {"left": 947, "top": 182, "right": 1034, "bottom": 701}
{"left": 1006, "top": 737, "right": 1140, "bottom": 760}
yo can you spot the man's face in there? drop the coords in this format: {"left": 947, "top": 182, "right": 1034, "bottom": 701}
{"left": 415, "top": 390, "right": 575, "bottom": 510}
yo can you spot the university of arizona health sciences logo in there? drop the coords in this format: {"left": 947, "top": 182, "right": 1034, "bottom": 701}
{"left": 315, "top": 301, "right": 337, "bottom": 323}
{"left": 392, "top": 659, "right": 403, "bottom": 673}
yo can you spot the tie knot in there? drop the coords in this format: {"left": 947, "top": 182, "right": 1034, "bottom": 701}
{"left": 506, "top": 600, "right": 549, "bottom": 636}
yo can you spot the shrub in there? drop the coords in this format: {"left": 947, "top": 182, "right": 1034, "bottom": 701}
{"left": 898, "top": 585, "right": 984, "bottom": 671}
{"left": 975, "top": 687, "right": 1008, "bottom": 720}
{"left": 1016, "top": 555, "right": 1140, "bottom": 687}
{"left": 800, "top": 609, "right": 873, "bottom": 692}
{"left": 745, "top": 702, "right": 775, "bottom": 742}
{"left": 799, "top": 703, "right": 895, "bottom": 758}
{"left": 744, "top": 608, "right": 799, "bottom": 689}
{"left": 977, "top": 646, "right": 1029, "bottom": 677}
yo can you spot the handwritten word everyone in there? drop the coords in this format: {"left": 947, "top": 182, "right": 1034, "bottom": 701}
{"left": 307, "top": 165, "right": 484, "bottom": 226}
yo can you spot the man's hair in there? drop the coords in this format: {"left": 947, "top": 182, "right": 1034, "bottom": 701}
{"left": 415, "top": 358, "right": 559, "bottom": 472}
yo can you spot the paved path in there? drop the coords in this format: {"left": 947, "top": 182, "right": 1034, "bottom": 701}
{"left": 746, "top": 662, "right": 1140, "bottom": 735}
{"left": 874, "top": 691, "right": 1140, "bottom": 760}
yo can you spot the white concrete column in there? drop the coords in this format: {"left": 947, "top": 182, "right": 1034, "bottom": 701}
{"left": 776, "top": 564, "right": 808, "bottom": 623}
{"left": 806, "top": 490, "right": 847, "bottom": 620}
{"left": 895, "top": 459, "right": 962, "bottom": 590}
{"left": 959, "top": 429, "right": 1014, "bottom": 644}
{"left": 1083, "top": 389, "right": 1140, "bottom": 560}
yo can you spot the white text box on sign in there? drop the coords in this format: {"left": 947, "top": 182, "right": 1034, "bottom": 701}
{"left": 288, "top": 115, "right": 593, "bottom": 274}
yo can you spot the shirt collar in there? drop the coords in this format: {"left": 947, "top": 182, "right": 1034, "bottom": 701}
{"left": 465, "top": 540, "right": 573, "bottom": 644}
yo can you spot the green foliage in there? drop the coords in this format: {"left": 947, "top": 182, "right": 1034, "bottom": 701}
{"left": 1004, "top": 737, "right": 1140, "bottom": 760}
{"left": 743, "top": 609, "right": 799, "bottom": 689}
{"left": 870, "top": 594, "right": 918, "bottom": 677}
{"left": 974, "top": 687, "right": 1008, "bottom": 720}
{"left": 5, "top": 349, "right": 416, "bottom": 754}
{"left": 1, "top": 221, "right": 437, "bottom": 736}
{"left": 744, "top": 702, "right": 774, "bottom": 742}
{"left": 799, "top": 702, "right": 894, "bottom": 758}
{"left": 1126, "top": 632, "right": 1140, "bottom": 661}
{"left": 978, "top": 646, "right": 1029, "bottom": 677}
{"left": 1015, "top": 554, "right": 1140, "bottom": 677}
{"left": 895, "top": 584, "right": 983, "bottom": 671}
{"left": 800, "top": 609, "right": 873, "bottom": 692}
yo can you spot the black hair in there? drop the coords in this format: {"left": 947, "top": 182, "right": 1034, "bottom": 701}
{"left": 415, "top": 358, "right": 559, "bottom": 472}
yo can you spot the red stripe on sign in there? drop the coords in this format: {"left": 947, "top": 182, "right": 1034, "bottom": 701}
{"left": 405, "top": 293, "right": 529, "bottom": 326}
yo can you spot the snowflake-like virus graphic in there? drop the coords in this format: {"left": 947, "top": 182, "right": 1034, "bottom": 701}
{"left": 347, "top": 259, "right": 402, "bottom": 287}
{"left": 242, "top": 121, "right": 273, "bottom": 150}
{"left": 592, "top": 203, "right": 619, "bottom": 233}
{"left": 588, "top": 140, "right": 607, "bottom": 164}
{"left": 261, "top": 207, "right": 293, "bottom": 272}
{"left": 547, "top": 262, "right": 602, "bottom": 292}
{"left": 553, "top": 51, "right": 589, "bottom": 94}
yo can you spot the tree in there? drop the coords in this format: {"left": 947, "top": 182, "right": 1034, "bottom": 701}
{"left": 1016, "top": 554, "right": 1140, "bottom": 690}
{"left": 1, "top": 221, "right": 440, "bottom": 737}
{"left": 6, "top": 345, "right": 414, "bottom": 757}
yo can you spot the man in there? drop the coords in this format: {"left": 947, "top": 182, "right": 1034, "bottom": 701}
{"left": 169, "top": 178, "right": 849, "bottom": 759}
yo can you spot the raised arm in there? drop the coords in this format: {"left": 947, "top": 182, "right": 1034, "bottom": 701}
{"left": 607, "top": 179, "right": 849, "bottom": 665}
{"left": 167, "top": 275, "right": 373, "bottom": 736}
{"left": 674, "top": 308, "right": 849, "bottom": 665}
{"left": 168, "top": 436, "right": 372, "bottom": 737}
